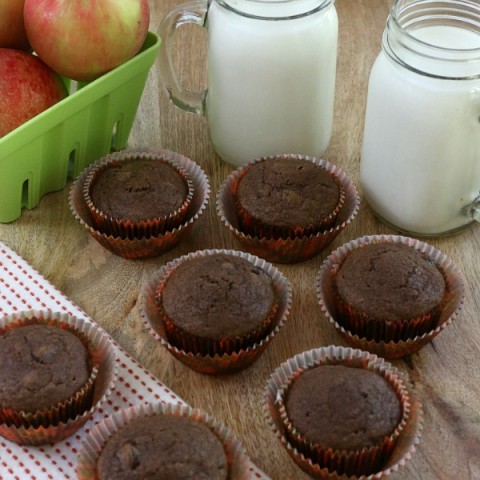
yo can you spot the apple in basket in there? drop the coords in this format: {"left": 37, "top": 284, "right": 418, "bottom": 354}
{"left": 23, "top": 0, "right": 151, "bottom": 82}
{"left": 0, "top": 0, "right": 30, "bottom": 50}
{"left": 0, "top": 48, "right": 68, "bottom": 138}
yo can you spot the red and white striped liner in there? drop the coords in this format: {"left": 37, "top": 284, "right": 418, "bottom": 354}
{"left": 0, "top": 241, "right": 270, "bottom": 480}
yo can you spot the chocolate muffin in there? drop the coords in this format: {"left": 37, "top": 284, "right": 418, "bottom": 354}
{"left": 142, "top": 249, "right": 292, "bottom": 374}
{"left": 266, "top": 346, "right": 415, "bottom": 478}
{"left": 96, "top": 414, "right": 228, "bottom": 480}
{"left": 0, "top": 324, "right": 91, "bottom": 414}
{"left": 335, "top": 242, "right": 446, "bottom": 341}
{"left": 285, "top": 365, "right": 402, "bottom": 453}
{"left": 217, "top": 155, "right": 360, "bottom": 264}
{"left": 71, "top": 149, "right": 210, "bottom": 259}
{"left": 159, "top": 253, "right": 277, "bottom": 355}
{"left": 90, "top": 158, "right": 189, "bottom": 223}
{"left": 235, "top": 156, "right": 343, "bottom": 238}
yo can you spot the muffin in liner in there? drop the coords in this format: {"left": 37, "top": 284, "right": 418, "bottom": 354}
{"left": 317, "top": 235, "right": 465, "bottom": 359}
{"left": 157, "top": 252, "right": 280, "bottom": 357}
{"left": 76, "top": 402, "right": 251, "bottom": 480}
{"left": 162, "top": 300, "right": 279, "bottom": 358}
{"left": 232, "top": 156, "right": 346, "bottom": 238}
{"left": 83, "top": 151, "right": 194, "bottom": 237}
{"left": 69, "top": 149, "right": 210, "bottom": 259}
{"left": 0, "top": 310, "right": 117, "bottom": 446}
{"left": 141, "top": 249, "right": 292, "bottom": 374}
{"left": 264, "top": 345, "right": 423, "bottom": 479}
{"left": 217, "top": 154, "right": 360, "bottom": 264}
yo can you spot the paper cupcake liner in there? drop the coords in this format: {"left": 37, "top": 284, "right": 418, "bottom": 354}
{"left": 83, "top": 151, "right": 194, "bottom": 238}
{"left": 264, "top": 346, "right": 423, "bottom": 480}
{"left": 141, "top": 249, "right": 292, "bottom": 374}
{"left": 279, "top": 366, "right": 408, "bottom": 476}
{"left": 231, "top": 156, "right": 346, "bottom": 240}
{"left": 217, "top": 154, "right": 360, "bottom": 264}
{"left": 335, "top": 302, "right": 440, "bottom": 343}
{"left": 0, "top": 310, "right": 117, "bottom": 446}
{"left": 69, "top": 149, "right": 210, "bottom": 259}
{"left": 317, "top": 235, "right": 465, "bottom": 358}
{"left": 162, "top": 307, "right": 278, "bottom": 357}
{"left": 76, "top": 402, "right": 251, "bottom": 480}
{"left": 159, "top": 273, "right": 280, "bottom": 356}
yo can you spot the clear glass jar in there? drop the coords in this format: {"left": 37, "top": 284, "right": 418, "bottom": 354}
{"left": 360, "top": 0, "right": 480, "bottom": 236}
{"left": 158, "top": 0, "right": 338, "bottom": 167}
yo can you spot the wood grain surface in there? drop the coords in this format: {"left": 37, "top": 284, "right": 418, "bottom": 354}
{"left": 1, "top": 0, "right": 479, "bottom": 479}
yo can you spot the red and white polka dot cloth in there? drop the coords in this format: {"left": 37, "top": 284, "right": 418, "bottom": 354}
{"left": 0, "top": 241, "right": 270, "bottom": 480}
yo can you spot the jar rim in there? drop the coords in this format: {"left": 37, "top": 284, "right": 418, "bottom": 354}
{"left": 390, "top": 0, "right": 480, "bottom": 53}
{"left": 383, "top": 0, "right": 480, "bottom": 79}
{"left": 213, "top": 0, "right": 333, "bottom": 20}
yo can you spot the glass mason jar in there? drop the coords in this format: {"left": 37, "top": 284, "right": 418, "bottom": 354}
{"left": 158, "top": 0, "right": 338, "bottom": 167}
{"left": 360, "top": 0, "right": 480, "bottom": 236}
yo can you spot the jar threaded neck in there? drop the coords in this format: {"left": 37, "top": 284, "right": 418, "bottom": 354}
{"left": 383, "top": 0, "right": 480, "bottom": 79}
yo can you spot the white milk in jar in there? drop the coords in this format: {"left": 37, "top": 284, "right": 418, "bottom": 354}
{"left": 360, "top": 0, "right": 480, "bottom": 236}
{"left": 158, "top": 0, "right": 338, "bottom": 167}
{"left": 206, "top": 0, "right": 338, "bottom": 166}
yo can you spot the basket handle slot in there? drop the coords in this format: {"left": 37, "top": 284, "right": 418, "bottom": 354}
{"left": 67, "top": 146, "right": 78, "bottom": 178}
{"left": 110, "top": 120, "right": 121, "bottom": 151}
{"left": 21, "top": 178, "right": 29, "bottom": 208}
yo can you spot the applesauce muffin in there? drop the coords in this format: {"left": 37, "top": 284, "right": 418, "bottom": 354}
{"left": 217, "top": 154, "right": 360, "bottom": 264}
{"left": 265, "top": 346, "right": 417, "bottom": 479}
{"left": 0, "top": 324, "right": 91, "bottom": 415}
{"left": 85, "top": 152, "right": 193, "bottom": 238}
{"left": 0, "top": 310, "right": 116, "bottom": 446}
{"left": 90, "top": 159, "right": 188, "bottom": 223}
{"left": 234, "top": 156, "right": 344, "bottom": 238}
{"left": 96, "top": 414, "right": 228, "bottom": 480}
{"left": 159, "top": 252, "right": 277, "bottom": 356}
{"left": 334, "top": 241, "right": 446, "bottom": 342}
{"left": 284, "top": 365, "right": 402, "bottom": 468}
{"left": 142, "top": 249, "right": 292, "bottom": 373}
{"left": 70, "top": 149, "right": 210, "bottom": 259}
{"left": 76, "top": 403, "right": 252, "bottom": 480}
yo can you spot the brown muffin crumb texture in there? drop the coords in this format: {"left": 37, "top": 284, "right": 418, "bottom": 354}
{"left": 237, "top": 158, "right": 340, "bottom": 229}
{"left": 285, "top": 365, "right": 401, "bottom": 451}
{"left": 96, "top": 414, "right": 228, "bottom": 480}
{"left": 336, "top": 243, "right": 445, "bottom": 322}
{"left": 90, "top": 158, "right": 188, "bottom": 222}
{"left": 161, "top": 254, "right": 275, "bottom": 340}
{"left": 0, "top": 324, "right": 90, "bottom": 413}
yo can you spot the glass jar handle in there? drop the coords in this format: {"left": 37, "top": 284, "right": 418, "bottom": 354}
{"left": 157, "top": 0, "right": 209, "bottom": 115}
{"left": 462, "top": 192, "right": 480, "bottom": 222}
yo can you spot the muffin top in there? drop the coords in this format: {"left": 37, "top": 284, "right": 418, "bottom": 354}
{"left": 97, "top": 414, "right": 228, "bottom": 480}
{"left": 285, "top": 365, "right": 402, "bottom": 451}
{"left": 90, "top": 158, "right": 189, "bottom": 222}
{"left": 0, "top": 324, "right": 91, "bottom": 412}
{"left": 335, "top": 242, "right": 446, "bottom": 322}
{"left": 161, "top": 254, "right": 275, "bottom": 340}
{"left": 236, "top": 157, "right": 341, "bottom": 230}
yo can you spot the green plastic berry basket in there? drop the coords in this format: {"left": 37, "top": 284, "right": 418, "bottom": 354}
{"left": 0, "top": 31, "right": 161, "bottom": 223}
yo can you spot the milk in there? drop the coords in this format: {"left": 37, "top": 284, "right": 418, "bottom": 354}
{"left": 361, "top": 25, "right": 480, "bottom": 235}
{"left": 205, "top": 1, "right": 338, "bottom": 167}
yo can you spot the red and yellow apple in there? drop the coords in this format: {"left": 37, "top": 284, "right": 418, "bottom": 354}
{"left": 0, "top": 0, "right": 30, "bottom": 50}
{"left": 23, "top": 0, "right": 150, "bottom": 82}
{"left": 0, "top": 48, "right": 68, "bottom": 138}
